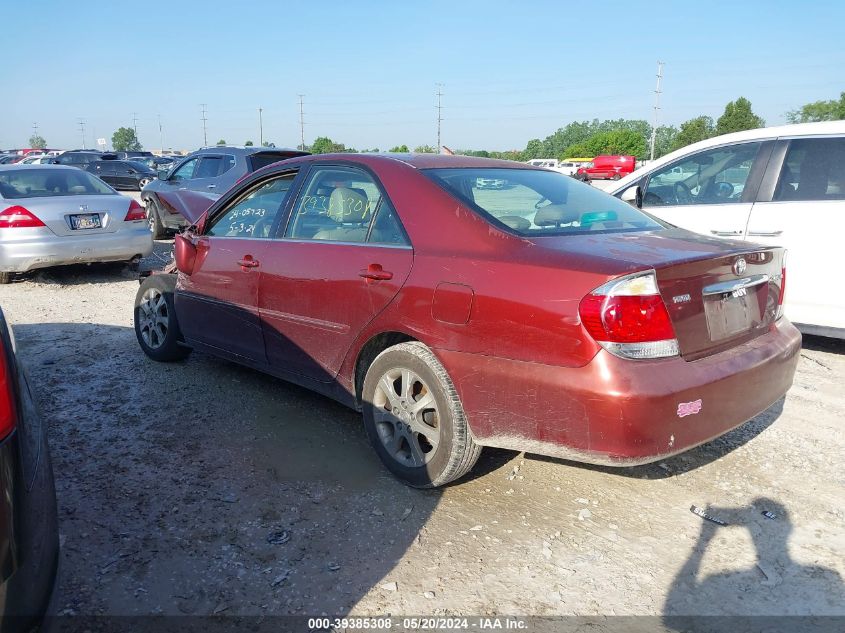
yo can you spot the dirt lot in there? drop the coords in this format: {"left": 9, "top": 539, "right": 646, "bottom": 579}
{"left": 1, "top": 238, "right": 843, "bottom": 622}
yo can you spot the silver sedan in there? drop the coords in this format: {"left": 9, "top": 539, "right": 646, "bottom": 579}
{"left": 0, "top": 165, "right": 153, "bottom": 283}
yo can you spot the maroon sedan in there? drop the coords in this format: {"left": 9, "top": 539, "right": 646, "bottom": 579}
{"left": 133, "top": 154, "right": 799, "bottom": 487}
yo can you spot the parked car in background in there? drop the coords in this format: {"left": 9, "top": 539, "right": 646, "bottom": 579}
{"left": 87, "top": 159, "right": 157, "bottom": 191}
{"left": 130, "top": 155, "right": 177, "bottom": 173}
{"left": 0, "top": 306, "right": 59, "bottom": 631}
{"left": 50, "top": 150, "right": 103, "bottom": 168}
{"left": 0, "top": 165, "right": 153, "bottom": 283}
{"left": 141, "top": 146, "right": 308, "bottom": 238}
{"left": 611, "top": 121, "right": 845, "bottom": 339}
{"left": 0, "top": 156, "right": 19, "bottom": 165}
{"left": 577, "top": 155, "right": 637, "bottom": 181}
{"left": 525, "top": 158, "right": 579, "bottom": 176}
{"left": 114, "top": 151, "right": 154, "bottom": 161}
{"left": 17, "top": 155, "right": 52, "bottom": 165}
{"left": 134, "top": 153, "right": 798, "bottom": 488}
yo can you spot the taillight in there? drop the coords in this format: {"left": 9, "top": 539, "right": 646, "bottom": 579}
{"left": 125, "top": 199, "right": 146, "bottom": 222}
{"left": 579, "top": 271, "right": 679, "bottom": 360}
{"left": 0, "top": 347, "right": 15, "bottom": 441}
{"left": 0, "top": 205, "right": 45, "bottom": 228}
{"left": 777, "top": 250, "right": 787, "bottom": 320}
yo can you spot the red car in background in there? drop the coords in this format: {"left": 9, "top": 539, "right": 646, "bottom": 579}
{"left": 577, "top": 154, "right": 637, "bottom": 180}
{"left": 134, "top": 154, "right": 799, "bottom": 487}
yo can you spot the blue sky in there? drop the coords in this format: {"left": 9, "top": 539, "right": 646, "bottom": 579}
{"left": 4, "top": 1, "right": 844, "bottom": 152}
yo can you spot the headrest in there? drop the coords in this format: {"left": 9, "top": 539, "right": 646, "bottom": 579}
{"left": 328, "top": 187, "right": 370, "bottom": 222}
{"left": 533, "top": 204, "right": 579, "bottom": 227}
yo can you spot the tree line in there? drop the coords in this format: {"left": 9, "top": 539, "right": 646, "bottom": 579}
{"left": 23, "top": 91, "right": 845, "bottom": 157}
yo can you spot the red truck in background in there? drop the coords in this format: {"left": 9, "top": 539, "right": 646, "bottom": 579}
{"left": 576, "top": 155, "right": 636, "bottom": 181}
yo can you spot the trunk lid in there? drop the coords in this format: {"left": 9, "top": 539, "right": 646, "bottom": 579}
{"left": 10, "top": 194, "right": 130, "bottom": 236}
{"left": 535, "top": 229, "right": 786, "bottom": 360}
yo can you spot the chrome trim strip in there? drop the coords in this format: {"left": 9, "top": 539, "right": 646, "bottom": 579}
{"left": 261, "top": 308, "right": 350, "bottom": 333}
{"left": 702, "top": 274, "right": 769, "bottom": 296}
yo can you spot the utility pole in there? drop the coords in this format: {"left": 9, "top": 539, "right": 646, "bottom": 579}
{"left": 200, "top": 104, "right": 208, "bottom": 147}
{"left": 77, "top": 118, "right": 86, "bottom": 149}
{"left": 258, "top": 107, "right": 264, "bottom": 147}
{"left": 32, "top": 122, "right": 38, "bottom": 142}
{"left": 298, "top": 95, "right": 305, "bottom": 151}
{"left": 435, "top": 83, "right": 444, "bottom": 153}
{"left": 649, "top": 61, "right": 664, "bottom": 162}
{"left": 158, "top": 114, "right": 164, "bottom": 154}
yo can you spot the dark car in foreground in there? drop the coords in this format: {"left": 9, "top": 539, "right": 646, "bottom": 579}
{"left": 140, "top": 146, "right": 308, "bottom": 238}
{"left": 87, "top": 159, "right": 157, "bottom": 191}
{"left": 0, "top": 308, "right": 59, "bottom": 630}
{"left": 133, "top": 154, "right": 800, "bottom": 487}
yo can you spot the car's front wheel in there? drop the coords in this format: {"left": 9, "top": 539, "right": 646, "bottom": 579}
{"left": 138, "top": 177, "right": 152, "bottom": 190}
{"left": 134, "top": 274, "right": 191, "bottom": 362}
{"left": 362, "top": 342, "right": 481, "bottom": 488}
{"left": 146, "top": 198, "right": 167, "bottom": 239}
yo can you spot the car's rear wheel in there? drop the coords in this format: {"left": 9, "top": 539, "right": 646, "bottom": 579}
{"left": 134, "top": 274, "right": 191, "bottom": 362}
{"left": 146, "top": 198, "right": 167, "bottom": 239}
{"left": 362, "top": 342, "right": 481, "bottom": 488}
{"left": 138, "top": 177, "right": 152, "bottom": 190}
{"left": 0, "top": 272, "right": 11, "bottom": 284}
{"left": 611, "top": 173, "right": 622, "bottom": 180}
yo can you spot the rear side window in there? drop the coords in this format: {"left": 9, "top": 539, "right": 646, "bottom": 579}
{"left": 249, "top": 153, "right": 291, "bottom": 171}
{"left": 424, "top": 168, "right": 661, "bottom": 235}
{"left": 774, "top": 137, "right": 845, "bottom": 201}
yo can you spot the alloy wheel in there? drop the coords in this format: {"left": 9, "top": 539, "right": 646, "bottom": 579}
{"left": 372, "top": 367, "right": 441, "bottom": 467}
{"left": 137, "top": 287, "right": 169, "bottom": 350}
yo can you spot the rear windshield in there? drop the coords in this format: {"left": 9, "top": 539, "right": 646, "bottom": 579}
{"left": 0, "top": 168, "right": 114, "bottom": 199}
{"left": 423, "top": 168, "right": 663, "bottom": 236}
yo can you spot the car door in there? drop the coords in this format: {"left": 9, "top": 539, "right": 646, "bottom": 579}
{"left": 640, "top": 141, "right": 771, "bottom": 239}
{"left": 258, "top": 164, "right": 413, "bottom": 383}
{"left": 113, "top": 161, "right": 137, "bottom": 189}
{"left": 88, "top": 161, "right": 116, "bottom": 187}
{"left": 186, "top": 154, "right": 236, "bottom": 195}
{"left": 175, "top": 171, "right": 298, "bottom": 363}
{"left": 745, "top": 136, "right": 845, "bottom": 333}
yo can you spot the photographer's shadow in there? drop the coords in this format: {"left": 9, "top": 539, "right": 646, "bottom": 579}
{"left": 663, "top": 498, "right": 844, "bottom": 628}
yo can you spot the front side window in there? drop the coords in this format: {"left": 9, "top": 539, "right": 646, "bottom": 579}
{"left": 774, "top": 137, "right": 845, "bottom": 201}
{"left": 643, "top": 142, "right": 761, "bottom": 207}
{"left": 285, "top": 166, "right": 407, "bottom": 245}
{"left": 0, "top": 168, "right": 114, "bottom": 198}
{"left": 170, "top": 158, "right": 199, "bottom": 181}
{"left": 205, "top": 172, "right": 297, "bottom": 238}
{"left": 424, "top": 168, "right": 662, "bottom": 235}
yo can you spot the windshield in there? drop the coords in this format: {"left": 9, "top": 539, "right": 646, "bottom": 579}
{"left": 0, "top": 168, "right": 115, "bottom": 199}
{"left": 423, "top": 168, "right": 664, "bottom": 236}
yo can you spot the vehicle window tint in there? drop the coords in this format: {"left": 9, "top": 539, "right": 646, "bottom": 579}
{"left": 425, "top": 168, "right": 661, "bottom": 236}
{"left": 220, "top": 155, "right": 235, "bottom": 175}
{"left": 205, "top": 172, "right": 296, "bottom": 238}
{"left": 171, "top": 158, "right": 198, "bottom": 181}
{"left": 643, "top": 142, "right": 761, "bottom": 207}
{"left": 195, "top": 156, "right": 222, "bottom": 178}
{"left": 774, "top": 137, "right": 845, "bottom": 201}
{"left": 0, "top": 168, "right": 114, "bottom": 198}
{"left": 285, "top": 166, "right": 386, "bottom": 243}
{"left": 643, "top": 143, "right": 760, "bottom": 207}
{"left": 250, "top": 153, "right": 289, "bottom": 171}
{"left": 368, "top": 198, "right": 409, "bottom": 245}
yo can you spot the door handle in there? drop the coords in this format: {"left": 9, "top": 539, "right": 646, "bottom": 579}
{"left": 747, "top": 230, "right": 783, "bottom": 237}
{"left": 710, "top": 229, "right": 743, "bottom": 236}
{"left": 359, "top": 264, "right": 393, "bottom": 282}
{"left": 207, "top": 184, "right": 216, "bottom": 189}
{"left": 238, "top": 256, "right": 260, "bottom": 270}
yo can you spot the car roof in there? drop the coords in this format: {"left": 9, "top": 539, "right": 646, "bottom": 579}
{"left": 611, "top": 120, "right": 845, "bottom": 192}
{"left": 0, "top": 164, "right": 79, "bottom": 171}
{"left": 270, "top": 152, "right": 539, "bottom": 170}
{"left": 191, "top": 146, "right": 306, "bottom": 157}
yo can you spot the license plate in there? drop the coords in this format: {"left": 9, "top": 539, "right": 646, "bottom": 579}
{"left": 704, "top": 290, "right": 761, "bottom": 341}
{"left": 69, "top": 213, "right": 101, "bottom": 230}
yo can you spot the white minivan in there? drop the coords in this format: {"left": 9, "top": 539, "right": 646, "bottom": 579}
{"left": 610, "top": 122, "right": 845, "bottom": 339}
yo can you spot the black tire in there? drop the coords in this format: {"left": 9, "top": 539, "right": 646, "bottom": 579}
{"left": 134, "top": 274, "right": 191, "bottom": 362}
{"left": 611, "top": 173, "right": 622, "bottom": 180}
{"left": 146, "top": 198, "right": 167, "bottom": 239}
{"left": 0, "top": 272, "right": 11, "bottom": 284}
{"left": 362, "top": 342, "right": 481, "bottom": 488}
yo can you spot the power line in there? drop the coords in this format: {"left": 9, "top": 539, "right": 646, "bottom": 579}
{"left": 436, "top": 83, "right": 443, "bottom": 152}
{"left": 298, "top": 95, "right": 305, "bottom": 151}
{"left": 649, "top": 61, "right": 664, "bottom": 161}
{"left": 77, "top": 118, "right": 86, "bottom": 150}
{"left": 200, "top": 104, "right": 208, "bottom": 147}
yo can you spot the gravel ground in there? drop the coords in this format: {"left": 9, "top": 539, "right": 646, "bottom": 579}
{"left": 1, "top": 237, "right": 843, "bottom": 621}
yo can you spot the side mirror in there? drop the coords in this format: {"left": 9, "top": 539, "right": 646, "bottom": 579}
{"left": 173, "top": 233, "right": 197, "bottom": 275}
{"left": 621, "top": 185, "right": 643, "bottom": 208}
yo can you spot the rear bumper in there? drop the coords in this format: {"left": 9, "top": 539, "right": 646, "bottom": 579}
{"left": 0, "top": 225, "right": 153, "bottom": 273}
{"left": 437, "top": 319, "right": 801, "bottom": 466}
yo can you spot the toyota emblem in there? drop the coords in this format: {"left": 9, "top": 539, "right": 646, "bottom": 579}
{"left": 732, "top": 257, "right": 747, "bottom": 276}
